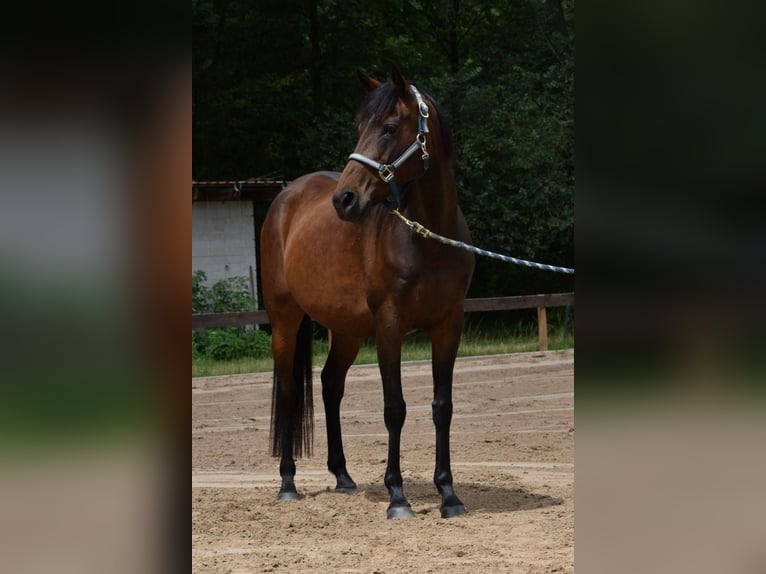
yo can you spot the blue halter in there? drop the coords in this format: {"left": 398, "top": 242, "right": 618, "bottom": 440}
{"left": 347, "top": 85, "right": 430, "bottom": 209}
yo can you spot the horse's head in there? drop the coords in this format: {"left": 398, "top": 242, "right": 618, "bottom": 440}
{"left": 332, "top": 67, "right": 438, "bottom": 222}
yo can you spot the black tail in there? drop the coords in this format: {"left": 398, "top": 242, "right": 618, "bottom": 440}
{"left": 270, "top": 314, "right": 314, "bottom": 458}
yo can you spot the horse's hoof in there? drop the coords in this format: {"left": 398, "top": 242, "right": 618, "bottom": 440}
{"left": 440, "top": 504, "right": 467, "bottom": 518}
{"left": 334, "top": 486, "right": 358, "bottom": 495}
{"left": 277, "top": 490, "right": 301, "bottom": 501}
{"left": 335, "top": 475, "right": 357, "bottom": 493}
{"left": 386, "top": 505, "right": 416, "bottom": 519}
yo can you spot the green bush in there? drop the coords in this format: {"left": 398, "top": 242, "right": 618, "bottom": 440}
{"left": 192, "top": 271, "right": 271, "bottom": 360}
{"left": 204, "top": 328, "right": 271, "bottom": 361}
{"left": 193, "top": 271, "right": 255, "bottom": 314}
{"left": 192, "top": 270, "right": 213, "bottom": 314}
{"left": 192, "top": 332, "right": 201, "bottom": 362}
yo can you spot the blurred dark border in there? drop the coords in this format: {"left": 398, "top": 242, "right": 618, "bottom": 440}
{"left": 1, "top": 2, "right": 190, "bottom": 573}
{"left": 577, "top": 1, "right": 766, "bottom": 573}
{"left": 577, "top": 0, "right": 766, "bottom": 398}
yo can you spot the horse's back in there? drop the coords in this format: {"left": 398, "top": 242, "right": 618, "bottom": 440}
{"left": 266, "top": 170, "right": 339, "bottom": 222}
{"left": 261, "top": 170, "right": 338, "bottom": 247}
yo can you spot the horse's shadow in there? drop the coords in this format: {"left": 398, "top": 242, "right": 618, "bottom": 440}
{"left": 307, "top": 479, "right": 563, "bottom": 515}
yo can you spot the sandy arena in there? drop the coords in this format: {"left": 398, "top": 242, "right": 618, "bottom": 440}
{"left": 192, "top": 349, "right": 574, "bottom": 573}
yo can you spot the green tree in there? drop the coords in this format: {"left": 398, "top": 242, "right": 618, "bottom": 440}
{"left": 193, "top": 0, "right": 574, "bottom": 302}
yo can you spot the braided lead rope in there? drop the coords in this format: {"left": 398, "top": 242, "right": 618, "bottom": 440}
{"left": 391, "top": 209, "right": 574, "bottom": 274}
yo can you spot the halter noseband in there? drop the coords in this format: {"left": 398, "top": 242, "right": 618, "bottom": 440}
{"left": 347, "top": 85, "right": 430, "bottom": 210}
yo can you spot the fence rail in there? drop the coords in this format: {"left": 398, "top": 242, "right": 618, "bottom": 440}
{"left": 192, "top": 292, "right": 574, "bottom": 351}
{"left": 192, "top": 310, "right": 271, "bottom": 329}
{"left": 462, "top": 292, "right": 574, "bottom": 313}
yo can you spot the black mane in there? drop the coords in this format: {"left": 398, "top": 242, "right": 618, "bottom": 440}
{"left": 357, "top": 81, "right": 454, "bottom": 160}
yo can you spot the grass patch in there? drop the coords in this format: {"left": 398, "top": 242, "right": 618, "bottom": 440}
{"left": 192, "top": 325, "right": 573, "bottom": 378}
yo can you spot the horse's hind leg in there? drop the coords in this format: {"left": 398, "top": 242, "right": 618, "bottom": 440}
{"left": 321, "top": 332, "right": 360, "bottom": 492}
{"left": 428, "top": 312, "right": 467, "bottom": 518}
{"left": 269, "top": 303, "right": 311, "bottom": 501}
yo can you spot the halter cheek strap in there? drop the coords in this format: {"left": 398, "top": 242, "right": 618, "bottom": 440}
{"left": 347, "top": 85, "right": 430, "bottom": 210}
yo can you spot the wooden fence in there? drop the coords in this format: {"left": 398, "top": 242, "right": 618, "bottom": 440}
{"left": 192, "top": 292, "right": 574, "bottom": 351}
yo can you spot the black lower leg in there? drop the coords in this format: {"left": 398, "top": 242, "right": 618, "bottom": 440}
{"left": 321, "top": 370, "right": 356, "bottom": 492}
{"left": 277, "top": 422, "right": 300, "bottom": 500}
{"left": 433, "top": 399, "right": 465, "bottom": 517}
{"left": 431, "top": 318, "right": 467, "bottom": 518}
{"left": 323, "top": 396, "right": 356, "bottom": 491}
{"left": 384, "top": 401, "right": 414, "bottom": 519}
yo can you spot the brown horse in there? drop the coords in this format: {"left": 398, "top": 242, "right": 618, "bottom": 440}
{"left": 260, "top": 67, "right": 474, "bottom": 519}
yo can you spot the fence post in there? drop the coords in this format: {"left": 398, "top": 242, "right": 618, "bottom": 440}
{"left": 537, "top": 306, "right": 548, "bottom": 351}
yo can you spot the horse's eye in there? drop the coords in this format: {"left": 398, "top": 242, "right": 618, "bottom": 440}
{"left": 382, "top": 123, "right": 397, "bottom": 135}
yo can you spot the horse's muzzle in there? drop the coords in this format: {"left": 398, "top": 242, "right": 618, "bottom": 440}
{"left": 332, "top": 188, "right": 363, "bottom": 222}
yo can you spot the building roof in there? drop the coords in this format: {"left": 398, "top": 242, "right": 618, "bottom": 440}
{"left": 192, "top": 179, "right": 289, "bottom": 202}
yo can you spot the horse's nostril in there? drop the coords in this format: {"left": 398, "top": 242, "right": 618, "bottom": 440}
{"left": 340, "top": 190, "right": 357, "bottom": 210}
{"left": 332, "top": 188, "right": 361, "bottom": 220}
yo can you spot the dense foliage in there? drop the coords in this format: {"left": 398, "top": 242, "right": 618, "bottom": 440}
{"left": 192, "top": 271, "right": 271, "bottom": 360}
{"left": 193, "top": 0, "right": 574, "bottom": 298}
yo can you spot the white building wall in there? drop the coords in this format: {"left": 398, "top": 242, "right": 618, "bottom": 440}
{"left": 192, "top": 201, "right": 257, "bottom": 300}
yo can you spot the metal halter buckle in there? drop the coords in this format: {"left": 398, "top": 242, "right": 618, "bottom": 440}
{"left": 378, "top": 164, "right": 395, "bottom": 182}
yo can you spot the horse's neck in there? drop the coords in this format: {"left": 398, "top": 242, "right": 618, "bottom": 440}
{"left": 402, "top": 165, "right": 459, "bottom": 234}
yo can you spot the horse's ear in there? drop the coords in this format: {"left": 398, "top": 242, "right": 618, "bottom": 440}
{"left": 390, "top": 65, "right": 411, "bottom": 100}
{"left": 357, "top": 70, "right": 382, "bottom": 92}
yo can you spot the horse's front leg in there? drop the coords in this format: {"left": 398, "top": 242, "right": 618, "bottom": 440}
{"left": 429, "top": 312, "right": 467, "bottom": 518}
{"left": 375, "top": 309, "right": 415, "bottom": 519}
{"left": 321, "top": 332, "right": 360, "bottom": 492}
